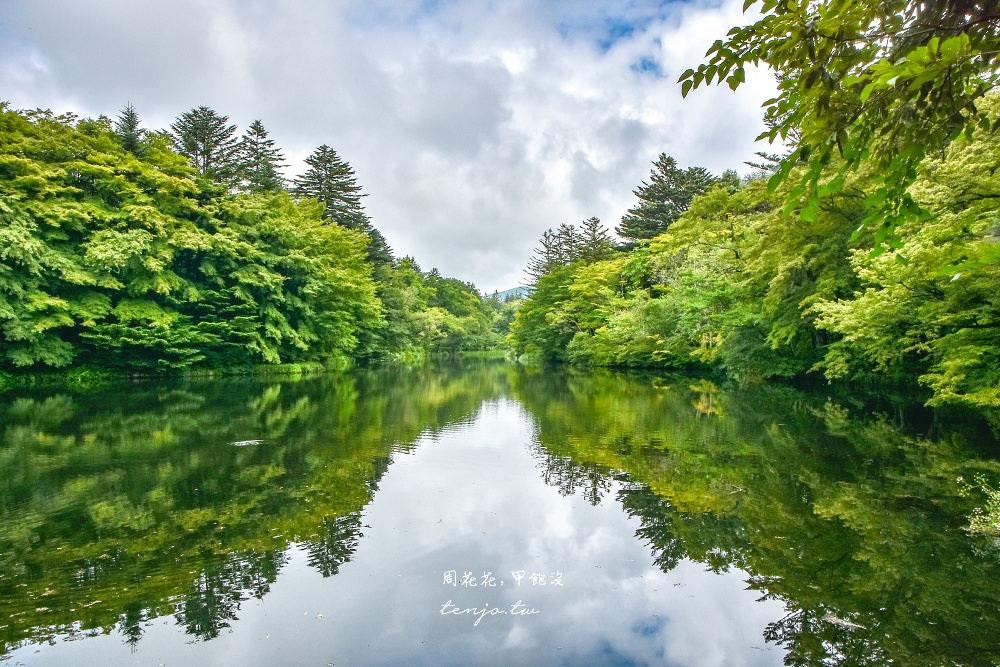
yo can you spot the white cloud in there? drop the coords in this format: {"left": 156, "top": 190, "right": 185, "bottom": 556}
{"left": 0, "top": 0, "right": 776, "bottom": 292}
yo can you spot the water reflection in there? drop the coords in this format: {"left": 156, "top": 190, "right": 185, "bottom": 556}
{"left": 0, "top": 363, "right": 998, "bottom": 665}
{"left": 514, "top": 369, "right": 1000, "bottom": 667}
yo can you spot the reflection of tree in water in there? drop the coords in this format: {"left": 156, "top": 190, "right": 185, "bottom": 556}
{"left": 513, "top": 367, "right": 1000, "bottom": 667}
{"left": 305, "top": 513, "right": 363, "bottom": 578}
{"left": 366, "top": 455, "right": 393, "bottom": 493}
{"left": 175, "top": 549, "right": 287, "bottom": 641}
{"left": 532, "top": 444, "right": 617, "bottom": 505}
{"left": 120, "top": 604, "right": 148, "bottom": 652}
{"left": 617, "top": 486, "right": 688, "bottom": 572}
{"left": 0, "top": 363, "right": 510, "bottom": 657}
{"left": 761, "top": 607, "right": 888, "bottom": 667}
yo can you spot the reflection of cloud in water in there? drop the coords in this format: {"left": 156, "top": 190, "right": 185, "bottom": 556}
{"left": 17, "top": 398, "right": 784, "bottom": 666}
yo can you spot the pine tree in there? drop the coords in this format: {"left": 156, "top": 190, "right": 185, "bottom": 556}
{"left": 578, "top": 216, "right": 615, "bottom": 262}
{"left": 525, "top": 219, "right": 611, "bottom": 282}
{"left": 554, "top": 223, "right": 582, "bottom": 262}
{"left": 364, "top": 227, "right": 394, "bottom": 267}
{"left": 237, "top": 120, "right": 286, "bottom": 193}
{"left": 170, "top": 106, "right": 240, "bottom": 185}
{"left": 616, "top": 154, "right": 717, "bottom": 243}
{"left": 114, "top": 103, "right": 146, "bottom": 157}
{"left": 526, "top": 229, "right": 562, "bottom": 281}
{"left": 292, "top": 145, "right": 367, "bottom": 227}
{"left": 293, "top": 145, "right": 393, "bottom": 265}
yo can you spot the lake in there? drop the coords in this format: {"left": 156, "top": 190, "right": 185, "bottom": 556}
{"left": 1, "top": 362, "right": 999, "bottom": 666}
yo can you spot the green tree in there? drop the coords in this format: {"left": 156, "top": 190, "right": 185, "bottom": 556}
{"left": 292, "top": 145, "right": 366, "bottom": 227}
{"left": 525, "top": 229, "right": 563, "bottom": 281}
{"left": 616, "top": 154, "right": 717, "bottom": 243}
{"left": 170, "top": 106, "right": 240, "bottom": 185}
{"left": 681, "top": 0, "right": 1000, "bottom": 247}
{"left": 0, "top": 106, "right": 384, "bottom": 371}
{"left": 113, "top": 102, "right": 145, "bottom": 157}
{"left": 577, "top": 216, "right": 616, "bottom": 262}
{"left": 525, "top": 219, "right": 615, "bottom": 282}
{"left": 810, "top": 103, "right": 1000, "bottom": 410}
{"left": 292, "top": 145, "right": 393, "bottom": 265}
{"left": 237, "top": 119, "right": 286, "bottom": 193}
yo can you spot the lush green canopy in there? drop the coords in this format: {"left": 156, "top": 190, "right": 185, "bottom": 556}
{"left": 0, "top": 105, "right": 504, "bottom": 374}
{"left": 511, "top": 97, "right": 1000, "bottom": 415}
{"left": 680, "top": 0, "right": 1000, "bottom": 246}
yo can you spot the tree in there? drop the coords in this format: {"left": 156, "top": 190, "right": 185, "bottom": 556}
{"left": 292, "top": 145, "right": 367, "bottom": 227}
{"left": 577, "top": 217, "right": 616, "bottom": 262}
{"left": 680, "top": 0, "right": 1000, "bottom": 248}
{"left": 616, "top": 154, "right": 716, "bottom": 243}
{"left": 293, "top": 145, "right": 393, "bottom": 266}
{"left": 0, "top": 106, "right": 384, "bottom": 371}
{"left": 525, "top": 218, "right": 616, "bottom": 282}
{"left": 170, "top": 106, "right": 240, "bottom": 185}
{"left": 237, "top": 119, "right": 286, "bottom": 193}
{"left": 114, "top": 102, "right": 145, "bottom": 157}
{"left": 526, "top": 229, "right": 562, "bottom": 281}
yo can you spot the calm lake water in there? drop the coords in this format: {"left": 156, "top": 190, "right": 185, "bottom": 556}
{"left": 2, "top": 362, "right": 999, "bottom": 666}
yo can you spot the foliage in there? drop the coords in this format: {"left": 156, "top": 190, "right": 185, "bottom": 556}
{"left": 0, "top": 364, "right": 509, "bottom": 655}
{"left": 237, "top": 119, "right": 286, "bottom": 193}
{"left": 292, "top": 144, "right": 367, "bottom": 228}
{"left": 292, "top": 144, "right": 393, "bottom": 265}
{"left": 511, "top": 99, "right": 1000, "bottom": 410}
{"left": 170, "top": 106, "right": 240, "bottom": 185}
{"left": 959, "top": 474, "right": 1000, "bottom": 538}
{"left": 373, "top": 258, "right": 503, "bottom": 359}
{"left": 810, "top": 97, "right": 1000, "bottom": 409}
{"left": 525, "top": 218, "right": 618, "bottom": 282}
{"left": 0, "top": 106, "right": 383, "bottom": 371}
{"left": 616, "top": 153, "right": 718, "bottom": 243}
{"left": 113, "top": 103, "right": 145, "bottom": 158}
{"left": 680, "top": 0, "right": 1000, "bottom": 247}
{"left": 512, "top": 368, "right": 1000, "bottom": 666}
{"left": 0, "top": 104, "right": 507, "bottom": 373}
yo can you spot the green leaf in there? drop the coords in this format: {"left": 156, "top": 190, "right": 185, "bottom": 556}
{"left": 859, "top": 82, "right": 877, "bottom": 103}
{"left": 767, "top": 169, "right": 785, "bottom": 193}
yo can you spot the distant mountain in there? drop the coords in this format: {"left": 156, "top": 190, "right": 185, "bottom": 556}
{"left": 491, "top": 286, "right": 532, "bottom": 301}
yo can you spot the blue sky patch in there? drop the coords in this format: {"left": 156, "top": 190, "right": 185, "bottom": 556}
{"left": 551, "top": 0, "right": 691, "bottom": 51}
{"left": 631, "top": 614, "right": 667, "bottom": 637}
{"left": 631, "top": 56, "right": 665, "bottom": 77}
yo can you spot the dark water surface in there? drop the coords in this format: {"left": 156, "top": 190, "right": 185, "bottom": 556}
{"left": 1, "top": 363, "right": 999, "bottom": 666}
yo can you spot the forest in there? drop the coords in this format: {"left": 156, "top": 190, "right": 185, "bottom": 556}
{"left": 2, "top": 0, "right": 998, "bottom": 420}
{"left": 509, "top": 105, "right": 1000, "bottom": 415}
{"left": 510, "top": 2, "right": 1000, "bottom": 420}
{"left": 0, "top": 103, "right": 516, "bottom": 378}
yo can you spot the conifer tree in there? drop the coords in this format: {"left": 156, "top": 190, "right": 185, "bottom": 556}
{"left": 170, "top": 106, "right": 240, "bottom": 185}
{"left": 114, "top": 103, "right": 146, "bottom": 157}
{"left": 578, "top": 216, "right": 615, "bottom": 262}
{"left": 526, "top": 229, "right": 562, "bottom": 282}
{"left": 616, "top": 154, "right": 716, "bottom": 243}
{"left": 554, "top": 223, "right": 582, "bottom": 261}
{"left": 293, "top": 144, "right": 393, "bottom": 265}
{"left": 525, "top": 219, "right": 613, "bottom": 281}
{"left": 293, "top": 145, "right": 367, "bottom": 227}
{"left": 237, "top": 120, "right": 286, "bottom": 193}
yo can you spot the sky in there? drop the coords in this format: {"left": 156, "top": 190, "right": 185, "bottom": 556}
{"left": 0, "top": 0, "right": 777, "bottom": 293}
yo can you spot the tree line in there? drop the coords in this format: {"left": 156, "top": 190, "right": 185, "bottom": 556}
{"left": 510, "top": 96, "right": 1000, "bottom": 414}
{"left": 0, "top": 103, "right": 507, "bottom": 374}
{"left": 509, "top": 0, "right": 1000, "bottom": 415}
